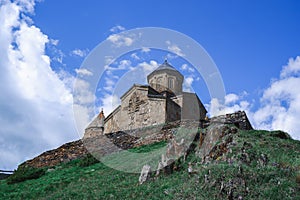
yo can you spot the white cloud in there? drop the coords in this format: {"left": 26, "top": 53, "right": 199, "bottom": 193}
{"left": 0, "top": 1, "right": 79, "bottom": 169}
{"left": 104, "top": 55, "right": 114, "bottom": 64}
{"left": 73, "top": 78, "right": 95, "bottom": 104}
{"left": 208, "top": 95, "right": 250, "bottom": 117}
{"left": 131, "top": 52, "right": 140, "bottom": 60}
{"left": 225, "top": 93, "right": 239, "bottom": 104}
{"left": 207, "top": 56, "right": 300, "bottom": 140}
{"left": 280, "top": 56, "right": 300, "bottom": 78}
{"left": 72, "top": 103, "right": 92, "bottom": 138}
{"left": 181, "top": 64, "right": 188, "bottom": 70}
{"left": 183, "top": 76, "right": 194, "bottom": 92}
{"left": 110, "top": 25, "right": 125, "bottom": 33}
{"left": 138, "top": 60, "right": 158, "bottom": 77}
{"left": 107, "top": 33, "right": 134, "bottom": 47}
{"left": 166, "top": 40, "right": 185, "bottom": 57}
{"left": 101, "top": 94, "right": 120, "bottom": 115}
{"left": 119, "top": 59, "right": 131, "bottom": 69}
{"left": 252, "top": 56, "right": 300, "bottom": 139}
{"left": 15, "top": 0, "right": 35, "bottom": 13}
{"left": 141, "top": 47, "right": 151, "bottom": 53}
{"left": 103, "top": 77, "right": 116, "bottom": 92}
{"left": 71, "top": 48, "right": 88, "bottom": 57}
{"left": 104, "top": 59, "right": 132, "bottom": 77}
{"left": 48, "top": 46, "right": 64, "bottom": 64}
{"left": 49, "top": 38, "right": 59, "bottom": 46}
{"left": 75, "top": 68, "right": 93, "bottom": 76}
{"left": 181, "top": 63, "right": 195, "bottom": 73}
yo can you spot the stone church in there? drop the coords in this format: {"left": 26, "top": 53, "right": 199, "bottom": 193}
{"left": 84, "top": 60, "right": 207, "bottom": 137}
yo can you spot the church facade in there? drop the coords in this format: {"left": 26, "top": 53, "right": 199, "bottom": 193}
{"left": 85, "top": 60, "right": 207, "bottom": 137}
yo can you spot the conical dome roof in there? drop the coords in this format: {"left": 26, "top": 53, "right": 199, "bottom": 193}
{"left": 155, "top": 60, "right": 178, "bottom": 71}
{"left": 147, "top": 60, "right": 183, "bottom": 82}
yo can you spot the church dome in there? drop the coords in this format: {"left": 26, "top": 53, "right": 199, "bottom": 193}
{"left": 147, "top": 60, "right": 183, "bottom": 81}
{"left": 155, "top": 60, "right": 178, "bottom": 71}
{"left": 147, "top": 60, "right": 183, "bottom": 94}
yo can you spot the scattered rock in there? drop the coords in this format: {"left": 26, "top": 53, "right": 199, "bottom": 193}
{"left": 257, "top": 153, "right": 268, "bottom": 167}
{"left": 139, "top": 165, "right": 151, "bottom": 184}
{"left": 46, "top": 168, "right": 55, "bottom": 173}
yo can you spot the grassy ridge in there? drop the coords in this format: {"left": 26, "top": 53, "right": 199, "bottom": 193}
{"left": 0, "top": 129, "right": 299, "bottom": 199}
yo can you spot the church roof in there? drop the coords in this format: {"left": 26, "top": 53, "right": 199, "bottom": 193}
{"left": 147, "top": 60, "right": 183, "bottom": 80}
{"left": 155, "top": 60, "right": 178, "bottom": 72}
{"left": 85, "top": 110, "right": 105, "bottom": 130}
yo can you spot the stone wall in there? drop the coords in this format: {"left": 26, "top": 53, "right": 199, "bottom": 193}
{"left": 166, "top": 97, "right": 181, "bottom": 122}
{"left": 148, "top": 70, "right": 183, "bottom": 95}
{"left": 104, "top": 106, "right": 121, "bottom": 134}
{"left": 84, "top": 128, "right": 103, "bottom": 138}
{"left": 181, "top": 92, "right": 207, "bottom": 120}
{"left": 171, "top": 92, "right": 207, "bottom": 121}
{"left": 210, "top": 111, "right": 253, "bottom": 130}
{"left": 104, "top": 85, "right": 167, "bottom": 133}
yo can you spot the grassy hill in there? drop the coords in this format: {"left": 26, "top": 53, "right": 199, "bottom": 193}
{"left": 0, "top": 128, "right": 300, "bottom": 200}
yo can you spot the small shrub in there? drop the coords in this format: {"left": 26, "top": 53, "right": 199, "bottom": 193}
{"left": 6, "top": 165, "right": 46, "bottom": 184}
{"left": 77, "top": 153, "right": 100, "bottom": 167}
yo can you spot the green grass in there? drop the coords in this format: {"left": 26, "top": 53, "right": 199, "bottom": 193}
{"left": 0, "top": 129, "right": 300, "bottom": 199}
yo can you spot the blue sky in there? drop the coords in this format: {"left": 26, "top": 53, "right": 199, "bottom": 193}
{"left": 1, "top": 0, "right": 300, "bottom": 170}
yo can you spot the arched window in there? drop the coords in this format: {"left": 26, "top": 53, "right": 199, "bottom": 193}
{"left": 168, "top": 77, "right": 174, "bottom": 89}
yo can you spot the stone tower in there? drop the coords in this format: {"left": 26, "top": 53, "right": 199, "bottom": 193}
{"left": 84, "top": 109, "right": 105, "bottom": 138}
{"left": 147, "top": 60, "right": 183, "bottom": 95}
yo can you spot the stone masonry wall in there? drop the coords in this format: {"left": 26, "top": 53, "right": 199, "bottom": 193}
{"left": 104, "top": 86, "right": 167, "bottom": 133}
{"left": 210, "top": 111, "right": 253, "bottom": 130}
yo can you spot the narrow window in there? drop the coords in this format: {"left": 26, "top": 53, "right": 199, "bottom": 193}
{"left": 156, "top": 77, "right": 162, "bottom": 90}
{"left": 168, "top": 78, "right": 174, "bottom": 89}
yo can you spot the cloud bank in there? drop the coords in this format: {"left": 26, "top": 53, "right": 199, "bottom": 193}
{"left": 0, "top": 0, "right": 78, "bottom": 169}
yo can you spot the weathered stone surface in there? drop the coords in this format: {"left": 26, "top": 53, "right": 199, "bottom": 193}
{"left": 21, "top": 140, "right": 88, "bottom": 168}
{"left": 100, "top": 60, "right": 207, "bottom": 135}
{"left": 210, "top": 111, "right": 253, "bottom": 130}
{"left": 155, "top": 120, "right": 201, "bottom": 175}
{"left": 139, "top": 164, "right": 151, "bottom": 184}
{"left": 196, "top": 124, "right": 238, "bottom": 164}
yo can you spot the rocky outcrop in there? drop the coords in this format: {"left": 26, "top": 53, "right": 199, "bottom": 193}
{"left": 21, "top": 111, "right": 253, "bottom": 169}
{"left": 196, "top": 124, "right": 238, "bottom": 164}
{"left": 21, "top": 121, "right": 181, "bottom": 169}
{"left": 209, "top": 111, "right": 253, "bottom": 130}
{"left": 21, "top": 140, "right": 88, "bottom": 168}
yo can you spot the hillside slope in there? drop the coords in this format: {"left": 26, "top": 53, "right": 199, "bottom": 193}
{"left": 0, "top": 127, "right": 299, "bottom": 199}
